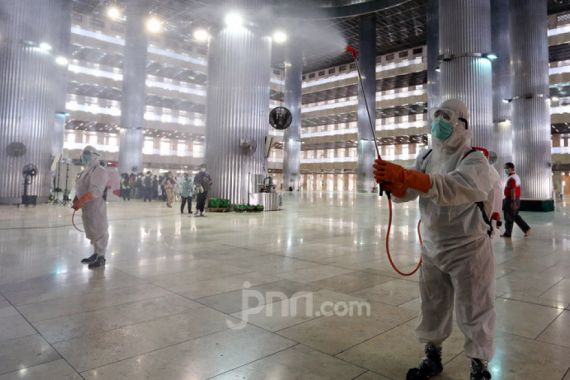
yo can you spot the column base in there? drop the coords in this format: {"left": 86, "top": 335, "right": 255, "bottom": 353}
{"left": 520, "top": 199, "right": 555, "bottom": 212}
{"left": 0, "top": 196, "right": 49, "bottom": 206}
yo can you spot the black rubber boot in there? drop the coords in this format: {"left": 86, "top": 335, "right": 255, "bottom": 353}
{"left": 88, "top": 256, "right": 106, "bottom": 270}
{"left": 81, "top": 253, "right": 98, "bottom": 264}
{"left": 406, "top": 343, "right": 443, "bottom": 380}
{"left": 470, "top": 359, "right": 491, "bottom": 380}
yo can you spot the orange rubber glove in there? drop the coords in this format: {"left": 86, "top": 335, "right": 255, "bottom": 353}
{"left": 491, "top": 212, "right": 501, "bottom": 221}
{"left": 373, "top": 158, "right": 431, "bottom": 193}
{"left": 72, "top": 192, "right": 94, "bottom": 210}
{"left": 382, "top": 182, "right": 407, "bottom": 197}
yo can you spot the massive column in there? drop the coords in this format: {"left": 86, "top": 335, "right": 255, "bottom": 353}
{"left": 491, "top": 0, "right": 512, "bottom": 173}
{"left": 52, "top": 0, "right": 72, "bottom": 163}
{"left": 205, "top": 14, "right": 271, "bottom": 204}
{"left": 356, "top": 13, "right": 377, "bottom": 193}
{"left": 510, "top": 0, "right": 553, "bottom": 203}
{"left": 426, "top": 0, "right": 440, "bottom": 111}
{"left": 118, "top": 0, "right": 148, "bottom": 174}
{"left": 282, "top": 42, "right": 303, "bottom": 191}
{"left": 439, "top": 0, "right": 493, "bottom": 149}
{"left": 0, "top": 0, "right": 71, "bottom": 204}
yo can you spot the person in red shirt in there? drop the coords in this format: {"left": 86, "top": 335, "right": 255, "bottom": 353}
{"left": 501, "top": 162, "right": 531, "bottom": 238}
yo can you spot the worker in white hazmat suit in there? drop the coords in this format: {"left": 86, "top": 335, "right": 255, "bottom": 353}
{"left": 373, "top": 99, "right": 495, "bottom": 380}
{"left": 72, "top": 146, "right": 109, "bottom": 269}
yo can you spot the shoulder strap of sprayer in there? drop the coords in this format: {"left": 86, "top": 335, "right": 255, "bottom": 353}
{"left": 462, "top": 148, "right": 494, "bottom": 238}
{"left": 421, "top": 148, "right": 494, "bottom": 237}
{"left": 419, "top": 149, "right": 433, "bottom": 173}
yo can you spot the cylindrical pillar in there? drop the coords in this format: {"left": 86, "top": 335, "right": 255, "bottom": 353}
{"left": 491, "top": 0, "right": 512, "bottom": 174}
{"left": 282, "top": 43, "right": 303, "bottom": 191}
{"left": 439, "top": 0, "right": 493, "bottom": 149}
{"left": 356, "top": 13, "right": 377, "bottom": 193}
{"left": 510, "top": 0, "right": 552, "bottom": 200}
{"left": 205, "top": 22, "right": 271, "bottom": 204}
{"left": 427, "top": 0, "right": 440, "bottom": 111}
{"left": 118, "top": 0, "right": 148, "bottom": 174}
{"left": 52, "top": 0, "right": 71, "bottom": 163}
{"left": 0, "top": 0, "right": 71, "bottom": 204}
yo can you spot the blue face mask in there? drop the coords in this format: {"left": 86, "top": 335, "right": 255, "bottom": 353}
{"left": 81, "top": 152, "right": 92, "bottom": 165}
{"left": 431, "top": 117, "right": 454, "bottom": 141}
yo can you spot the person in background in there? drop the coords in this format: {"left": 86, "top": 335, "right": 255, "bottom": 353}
{"left": 175, "top": 174, "right": 184, "bottom": 202}
{"left": 501, "top": 162, "right": 531, "bottom": 238}
{"left": 128, "top": 173, "right": 136, "bottom": 200}
{"left": 179, "top": 173, "right": 193, "bottom": 214}
{"left": 73, "top": 146, "right": 108, "bottom": 270}
{"left": 143, "top": 171, "right": 153, "bottom": 202}
{"left": 152, "top": 175, "right": 159, "bottom": 200}
{"left": 135, "top": 174, "right": 143, "bottom": 199}
{"left": 193, "top": 167, "right": 212, "bottom": 217}
{"left": 120, "top": 173, "right": 131, "bottom": 201}
{"left": 162, "top": 172, "right": 176, "bottom": 208}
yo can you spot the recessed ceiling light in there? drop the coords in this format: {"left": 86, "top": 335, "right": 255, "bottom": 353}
{"left": 193, "top": 29, "right": 209, "bottom": 43}
{"left": 106, "top": 5, "right": 122, "bottom": 21}
{"left": 146, "top": 16, "right": 163, "bottom": 34}
{"left": 225, "top": 12, "right": 243, "bottom": 28}
{"left": 272, "top": 30, "right": 287, "bottom": 44}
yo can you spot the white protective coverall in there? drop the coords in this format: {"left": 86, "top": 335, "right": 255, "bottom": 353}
{"left": 75, "top": 146, "right": 109, "bottom": 256}
{"left": 489, "top": 165, "right": 503, "bottom": 222}
{"left": 394, "top": 99, "right": 496, "bottom": 361}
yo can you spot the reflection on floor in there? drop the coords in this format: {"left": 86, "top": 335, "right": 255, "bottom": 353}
{"left": 0, "top": 193, "right": 569, "bottom": 379}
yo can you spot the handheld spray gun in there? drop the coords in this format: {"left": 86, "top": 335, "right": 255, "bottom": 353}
{"left": 345, "top": 45, "right": 422, "bottom": 276}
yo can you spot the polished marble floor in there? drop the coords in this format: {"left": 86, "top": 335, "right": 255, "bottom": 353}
{"left": 0, "top": 193, "right": 569, "bottom": 379}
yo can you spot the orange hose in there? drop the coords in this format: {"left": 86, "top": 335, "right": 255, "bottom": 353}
{"left": 385, "top": 194, "right": 422, "bottom": 276}
{"left": 72, "top": 210, "right": 84, "bottom": 233}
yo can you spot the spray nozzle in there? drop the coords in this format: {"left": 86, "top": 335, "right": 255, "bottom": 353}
{"left": 345, "top": 45, "right": 358, "bottom": 59}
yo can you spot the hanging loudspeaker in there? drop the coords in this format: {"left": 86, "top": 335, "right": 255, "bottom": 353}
{"left": 269, "top": 106, "right": 292, "bottom": 130}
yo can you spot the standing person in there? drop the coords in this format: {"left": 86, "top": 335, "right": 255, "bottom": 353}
{"left": 128, "top": 173, "right": 136, "bottom": 200}
{"left": 143, "top": 171, "right": 153, "bottom": 202}
{"left": 179, "top": 173, "right": 193, "bottom": 214}
{"left": 162, "top": 172, "right": 176, "bottom": 208}
{"left": 72, "top": 146, "right": 108, "bottom": 270}
{"left": 501, "top": 162, "right": 531, "bottom": 238}
{"left": 158, "top": 175, "right": 165, "bottom": 201}
{"left": 374, "top": 99, "right": 495, "bottom": 380}
{"left": 193, "top": 167, "right": 212, "bottom": 216}
{"left": 120, "top": 173, "right": 131, "bottom": 201}
{"left": 152, "top": 175, "right": 159, "bottom": 200}
{"left": 135, "top": 174, "right": 143, "bottom": 199}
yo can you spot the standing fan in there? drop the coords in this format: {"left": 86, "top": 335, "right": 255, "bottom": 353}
{"left": 21, "top": 164, "right": 38, "bottom": 206}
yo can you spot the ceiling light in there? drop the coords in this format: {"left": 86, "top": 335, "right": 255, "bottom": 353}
{"left": 39, "top": 42, "right": 52, "bottom": 52}
{"left": 55, "top": 56, "right": 69, "bottom": 66}
{"left": 146, "top": 16, "right": 163, "bottom": 34}
{"left": 484, "top": 53, "right": 498, "bottom": 61}
{"left": 272, "top": 30, "right": 287, "bottom": 44}
{"left": 106, "top": 5, "right": 122, "bottom": 20}
{"left": 193, "top": 28, "right": 209, "bottom": 43}
{"left": 225, "top": 12, "right": 243, "bottom": 28}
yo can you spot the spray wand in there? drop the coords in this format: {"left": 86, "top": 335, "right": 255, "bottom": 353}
{"left": 345, "top": 45, "right": 422, "bottom": 277}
